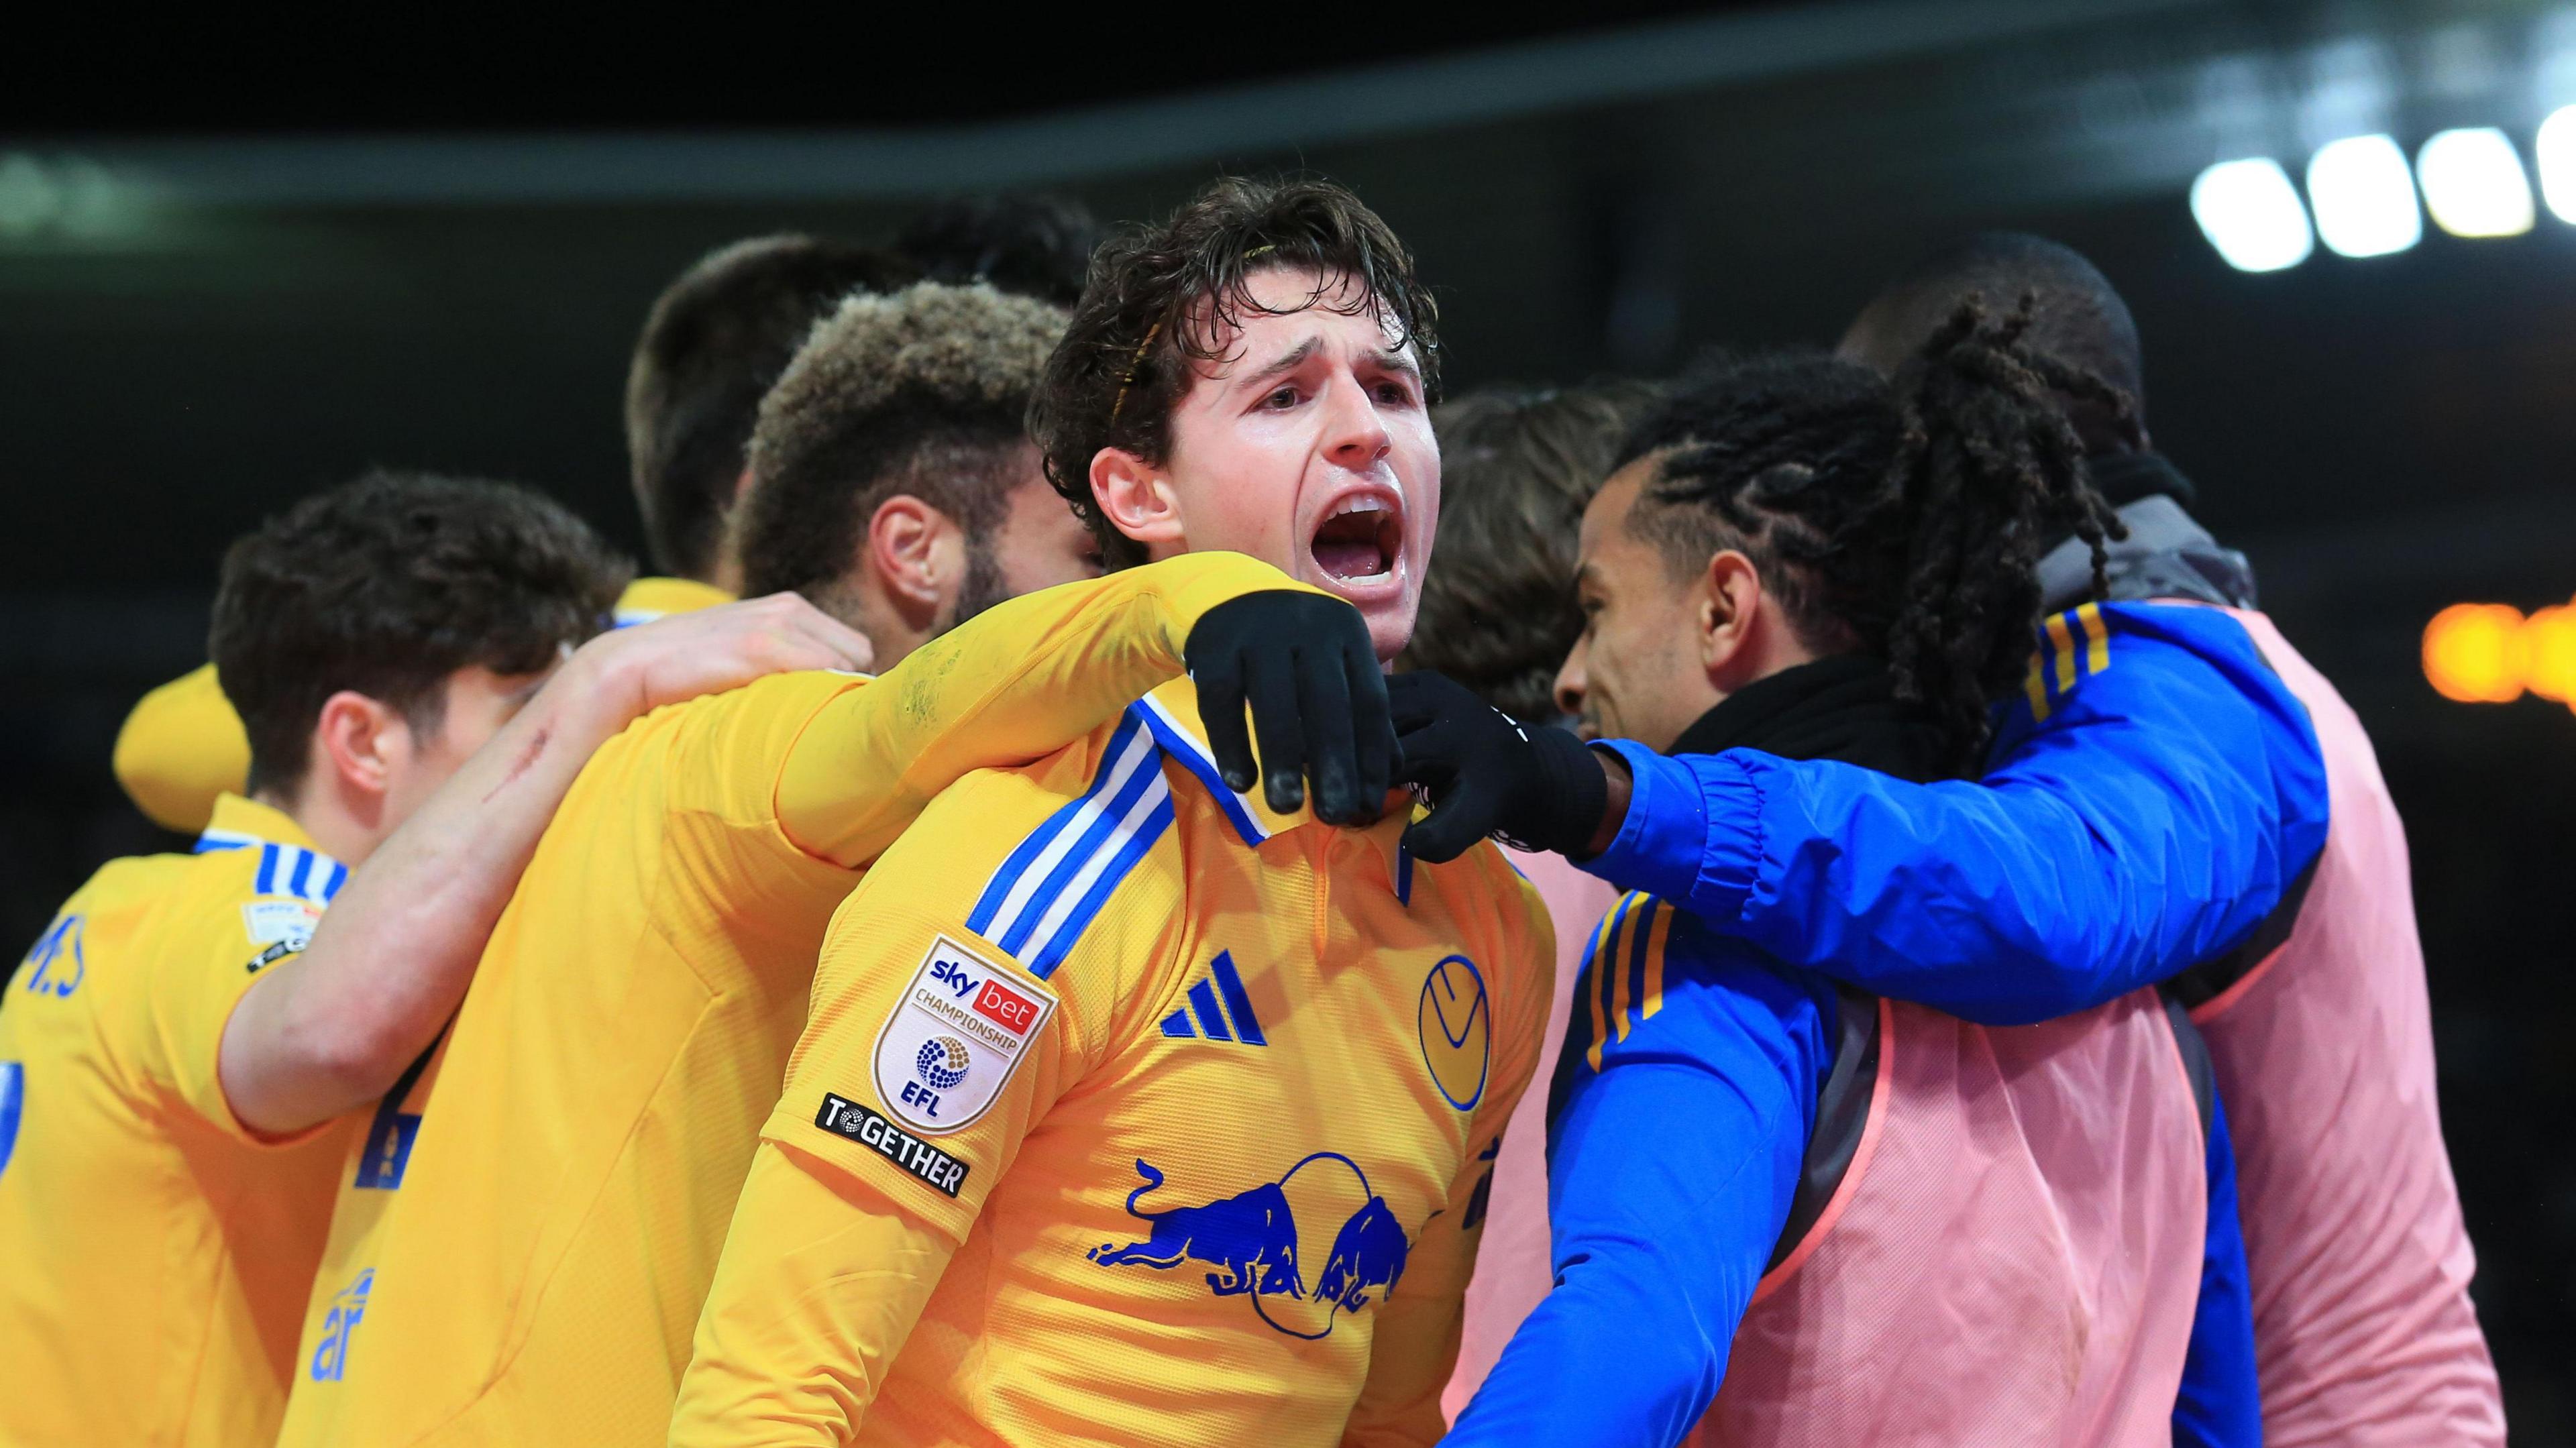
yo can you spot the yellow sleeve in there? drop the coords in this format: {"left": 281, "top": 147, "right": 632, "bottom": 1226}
{"left": 1340, "top": 860, "right": 1556, "bottom": 1447}
{"left": 127, "top": 873, "right": 322, "bottom": 1145}
{"left": 113, "top": 664, "right": 250, "bottom": 834}
{"left": 775, "top": 551, "right": 1308, "bottom": 867}
{"left": 673, "top": 763, "right": 1182, "bottom": 1445}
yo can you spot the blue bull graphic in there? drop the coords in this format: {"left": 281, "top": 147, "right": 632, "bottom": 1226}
{"left": 1315, "top": 1196, "right": 1408, "bottom": 1312}
{"left": 1087, "top": 1152, "right": 1411, "bottom": 1340}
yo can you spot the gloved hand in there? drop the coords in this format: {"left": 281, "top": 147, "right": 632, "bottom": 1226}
{"left": 1187, "top": 591, "right": 1397, "bottom": 826}
{"left": 1391, "top": 669, "right": 1609, "bottom": 862}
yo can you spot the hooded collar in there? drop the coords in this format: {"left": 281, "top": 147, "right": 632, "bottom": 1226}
{"left": 2036, "top": 452, "right": 2257, "bottom": 614}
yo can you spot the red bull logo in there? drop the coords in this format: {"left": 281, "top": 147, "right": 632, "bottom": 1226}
{"left": 1085, "top": 1152, "right": 1412, "bottom": 1340}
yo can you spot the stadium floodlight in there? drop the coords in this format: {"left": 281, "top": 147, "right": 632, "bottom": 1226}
{"left": 2538, "top": 107, "right": 2576, "bottom": 225}
{"left": 2305, "top": 135, "right": 2422, "bottom": 257}
{"left": 2416, "top": 127, "right": 2535, "bottom": 237}
{"left": 2422, "top": 603, "right": 2526, "bottom": 703}
{"left": 2189, "top": 158, "right": 2315, "bottom": 272}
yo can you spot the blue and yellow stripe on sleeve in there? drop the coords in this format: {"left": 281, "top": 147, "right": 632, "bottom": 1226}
{"left": 2023, "top": 602, "right": 2115, "bottom": 721}
{"left": 1581, "top": 892, "right": 1679, "bottom": 1071}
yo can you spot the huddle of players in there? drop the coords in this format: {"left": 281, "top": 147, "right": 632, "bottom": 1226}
{"left": 0, "top": 179, "right": 2505, "bottom": 1447}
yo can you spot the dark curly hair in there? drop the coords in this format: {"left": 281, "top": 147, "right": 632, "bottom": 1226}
{"left": 623, "top": 236, "right": 921, "bottom": 580}
{"left": 211, "top": 470, "right": 631, "bottom": 801}
{"left": 1028, "top": 176, "right": 1441, "bottom": 571}
{"left": 1401, "top": 382, "right": 1660, "bottom": 722}
{"left": 894, "top": 192, "right": 1102, "bottom": 309}
{"left": 1621, "top": 298, "right": 2133, "bottom": 763}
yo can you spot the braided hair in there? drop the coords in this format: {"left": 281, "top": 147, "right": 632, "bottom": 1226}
{"left": 1620, "top": 296, "right": 2133, "bottom": 763}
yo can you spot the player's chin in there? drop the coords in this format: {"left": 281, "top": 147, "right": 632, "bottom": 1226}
{"left": 1294, "top": 548, "right": 1415, "bottom": 662}
{"left": 1354, "top": 596, "right": 1417, "bottom": 667}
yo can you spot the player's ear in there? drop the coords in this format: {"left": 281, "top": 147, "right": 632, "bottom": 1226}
{"left": 311, "top": 690, "right": 403, "bottom": 803}
{"left": 1697, "top": 549, "right": 1762, "bottom": 680}
{"left": 865, "top": 494, "right": 961, "bottom": 612}
{"left": 1089, "top": 447, "right": 1183, "bottom": 551}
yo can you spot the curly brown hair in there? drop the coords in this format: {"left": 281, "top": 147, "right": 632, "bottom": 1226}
{"left": 1027, "top": 176, "right": 1441, "bottom": 570}
{"left": 1400, "top": 382, "right": 1659, "bottom": 722}
{"left": 1621, "top": 298, "right": 2131, "bottom": 765}
{"left": 737, "top": 282, "right": 1067, "bottom": 612}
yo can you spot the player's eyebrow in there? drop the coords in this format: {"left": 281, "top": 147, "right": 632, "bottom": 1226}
{"left": 1232, "top": 337, "right": 1322, "bottom": 392}
{"left": 1359, "top": 346, "right": 1424, "bottom": 386}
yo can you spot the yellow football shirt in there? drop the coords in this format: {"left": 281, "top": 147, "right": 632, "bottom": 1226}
{"left": 672, "top": 674, "right": 1556, "bottom": 1447}
{"left": 113, "top": 576, "right": 731, "bottom": 833}
{"left": 265, "top": 555, "right": 1314, "bottom": 1447}
{"left": 0, "top": 796, "right": 356, "bottom": 1446}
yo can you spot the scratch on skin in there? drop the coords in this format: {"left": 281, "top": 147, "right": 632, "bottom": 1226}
{"left": 480, "top": 726, "right": 550, "bottom": 805}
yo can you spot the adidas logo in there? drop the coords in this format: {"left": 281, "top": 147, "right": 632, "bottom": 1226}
{"left": 1159, "top": 950, "right": 1268, "bottom": 1046}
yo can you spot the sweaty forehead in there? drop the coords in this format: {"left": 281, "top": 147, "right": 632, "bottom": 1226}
{"left": 1187, "top": 266, "right": 1411, "bottom": 374}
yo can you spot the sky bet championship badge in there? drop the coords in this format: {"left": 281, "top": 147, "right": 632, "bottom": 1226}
{"left": 871, "top": 934, "right": 1057, "bottom": 1135}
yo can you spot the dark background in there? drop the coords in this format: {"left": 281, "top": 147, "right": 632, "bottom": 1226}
{"left": 6, "top": 0, "right": 2571, "bottom": 1433}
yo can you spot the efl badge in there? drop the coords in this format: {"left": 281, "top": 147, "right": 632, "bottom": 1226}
{"left": 241, "top": 898, "right": 323, "bottom": 950}
{"left": 871, "top": 934, "right": 1057, "bottom": 1135}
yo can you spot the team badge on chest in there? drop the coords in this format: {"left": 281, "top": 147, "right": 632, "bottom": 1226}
{"left": 872, "top": 934, "right": 1057, "bottom": 1134}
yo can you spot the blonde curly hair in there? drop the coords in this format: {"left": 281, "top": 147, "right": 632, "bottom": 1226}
{"left": 738, "top": 282, "right": 1067, "bottom": 606}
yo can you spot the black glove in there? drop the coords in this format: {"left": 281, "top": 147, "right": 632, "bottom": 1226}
{"left": 1187, "top": 591, "right": 1396, "bottom": 826}
{"left": 1390, "top": 669, "right": 1609, "bottom": 863}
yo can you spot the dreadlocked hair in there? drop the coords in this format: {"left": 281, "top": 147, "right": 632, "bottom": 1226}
{"left": 1621, "top": 295, "right": 2131, "bottom": 765}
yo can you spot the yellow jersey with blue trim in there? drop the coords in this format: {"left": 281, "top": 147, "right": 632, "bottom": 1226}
{"left": 0, "top": 795, "right": 354, "bottom": 1447}
{"left": 111, "top": 576, "right": 733, "bottom": 834}
{"left": 262, "top": 555, "right": 1322, "bottom": 1448}
{"left": 672, "top": 674, "right": 1557, "bottom": 1448}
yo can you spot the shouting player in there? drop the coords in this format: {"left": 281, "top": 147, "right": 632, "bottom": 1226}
{"left": 264, "top": 281, "right": 1389, "bottom": 1448}
{"left": 0, "top": 473, "right": 881, "bottom": 1445}
{"left": 672, "top": 178, "right": 1556, "bottom": 1447}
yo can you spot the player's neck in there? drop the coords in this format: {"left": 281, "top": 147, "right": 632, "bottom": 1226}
{"left": 254, "top": 779, "right": 384, "bottom": 868}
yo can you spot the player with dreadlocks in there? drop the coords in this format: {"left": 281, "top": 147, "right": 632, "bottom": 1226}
{"left": 1407, "top": 304, "right": 2265, "bottom": 1446}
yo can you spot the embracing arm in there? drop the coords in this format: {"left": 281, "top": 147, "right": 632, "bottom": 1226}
{"left": 1442, "top": 927, "right": 1830, "bottom": 1448}
{"left": 1583, "top": 606, "right": 2329, "bottom": 1025}
{"left": 217, "top": 596, "right": 871, "bottom": 1136}
{"left": 775, "top": 553, "right": 1387, "bottom": 867}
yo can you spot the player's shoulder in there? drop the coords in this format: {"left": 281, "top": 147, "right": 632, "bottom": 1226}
{"left": 119, "top": 822, "right": 340, "bottom": 972}
{"left": 2012, "top": 598, "right": 2284, "bottom": 729}
{"left": 626, "top": 669, "right": 868, "bottom": 753}
{"left": 1572, "top": 891, "right": 1821, "bottom": 1056}
{"left": 60, "top": 850, "right": 196, "bottom": 919}
{"left": 908, "top": 704, "right": 1191, "bottom": 979}
{"left": 9, "top": 852, "right": 190, "bottom": 999}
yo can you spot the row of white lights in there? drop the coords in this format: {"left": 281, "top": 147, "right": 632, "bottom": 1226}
{"left": 2192, "top": 110, "right": 2576, "bottom": 270}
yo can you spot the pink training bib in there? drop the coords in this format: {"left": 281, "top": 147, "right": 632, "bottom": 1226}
{"left": 1695, "top": 989, "right": 2209, "bottom": 1447}
{"left": 2201, "top": 609, "right": 2503, "bottom": 1445}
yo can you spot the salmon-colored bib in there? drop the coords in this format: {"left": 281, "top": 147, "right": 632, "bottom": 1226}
{"left": 1693, "top": 990, "right": 2208, "bottom": 1447}
{"left": 2193, "top": 610, "right": 2502, "bottom": 1445}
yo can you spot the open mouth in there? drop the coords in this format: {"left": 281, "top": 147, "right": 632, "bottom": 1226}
{"left": 1309, "top": 494, "right": 1403, "bottom": 584}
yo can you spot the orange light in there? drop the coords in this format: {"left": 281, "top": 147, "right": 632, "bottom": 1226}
{"left": 2423, "top": 604, "right": 2526, "bottom": 702}
{"left": 2522, "top": 605, "right": 2576, "bottom": 704}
